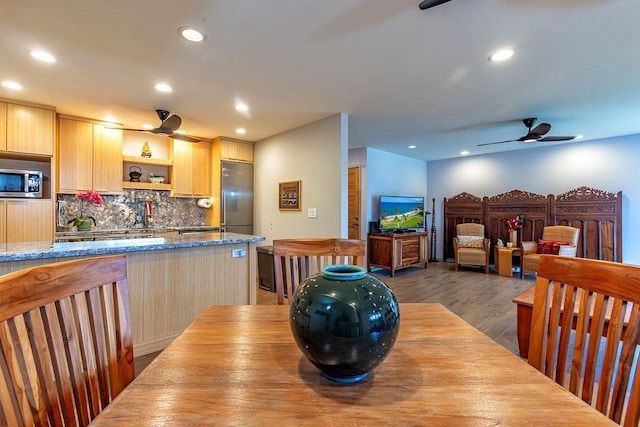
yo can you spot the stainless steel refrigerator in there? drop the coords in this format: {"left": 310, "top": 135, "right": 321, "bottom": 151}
{"left": 221, "top": 161, "right": 253, "bottom": 234}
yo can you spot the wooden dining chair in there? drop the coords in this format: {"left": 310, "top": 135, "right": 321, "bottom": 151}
{"left": 528, "top": 255, "right": 640, "bottom": 426}
{"left": 0, "top": 255, "right": 134, "bottom": 427}
{"left": 272, "top": 238, "right": 366, "bottom": 304}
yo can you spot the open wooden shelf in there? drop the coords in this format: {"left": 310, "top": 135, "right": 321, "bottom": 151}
{"left": 123, "top": 155, "right": 172, "bottom": 166}
{"left": 122, "top": 182, "right": 172, "bottom": 190}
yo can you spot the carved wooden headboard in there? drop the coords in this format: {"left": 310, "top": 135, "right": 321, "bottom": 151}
{"left": 443, "top": 186, "right": 622, "bottom": 263}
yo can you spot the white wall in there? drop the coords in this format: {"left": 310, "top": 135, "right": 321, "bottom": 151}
{"left": 350, "top": 147, "right": 427, "bottom": 238}
{"left": 427, "top": 134, "right": 639, "bottom": 264}
{"left": 254, "top": 114, "right": 347, "bottom": 245}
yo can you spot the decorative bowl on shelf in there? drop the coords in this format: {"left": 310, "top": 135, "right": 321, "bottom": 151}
{"left": 149, "top": 175, "right": 165, "bottom": 184}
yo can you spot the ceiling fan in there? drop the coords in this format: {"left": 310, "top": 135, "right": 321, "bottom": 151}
{"left": 477, "top": 118, "right": 578, "bottom": 147}
{"left": 121, "top": 109, "right": 201, "bottom": 142}
{"left": 418, "top": 0, "right": 452, "bottom": 10}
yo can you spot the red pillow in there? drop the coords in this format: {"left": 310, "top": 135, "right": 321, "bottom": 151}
{"left": 537, "top": 240, "right": 572, "bottom": 255}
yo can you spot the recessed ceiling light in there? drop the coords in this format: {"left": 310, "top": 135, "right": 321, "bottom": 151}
{"left": 488, "top": 48, "right": 515, "bottom": 62}
{"left": 155, "top": 83, "right": 172, "bottom": 93}
{"left": 30, "top": 50, "right": 56, "bottom": 63}
{"left": 142, "top": 123, "right": 154, "bottom": 130}
{"left": 408, "top": 145, "right": 416, "bottom": 149}
{"left": 235, "top": 103, "right": 248, "bottom": 112}
{"left": 2, "top": 80, "right": 23, "bottom": 90}
{"left": 460, "top": 150, "right": 470, "bottom": 156}
{"left": 236, "top": 128, "right": 247, "bottom": 135}
{"left": 178, "top": 27, "right": 205, "bottom": 43}
{"left": 175, "top": 130, "right": 186, "bottom": 135}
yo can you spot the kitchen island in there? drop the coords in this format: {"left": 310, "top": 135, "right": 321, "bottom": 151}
{"left": 0, "top": 231, "right": 265, "bottom": 356}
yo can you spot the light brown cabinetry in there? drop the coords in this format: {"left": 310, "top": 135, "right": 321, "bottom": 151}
{"left": 0, "top": 199, "right": 54, "bottom": 243}
{"left": 217, "top": 137, "right": 253, "bottom": 163}
{"left": 367, "top": 231, "right": 428, "bottom": 277}
{"left": 171, "top": 139, "right": 211, "bottom": 197}
{"left": 1, "top": 100, "right": 55, "bottom": 156}
{"left": 57, "top": 115, "right": 123, "bottom": 193}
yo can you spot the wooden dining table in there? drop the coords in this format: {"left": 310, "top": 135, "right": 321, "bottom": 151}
{"left": 91, "top": 303, "right": 615, "bottom": 425}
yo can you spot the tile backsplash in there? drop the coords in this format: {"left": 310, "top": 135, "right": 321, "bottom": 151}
{"left": 57, "top": 191, "right": 206, "bottom": 230}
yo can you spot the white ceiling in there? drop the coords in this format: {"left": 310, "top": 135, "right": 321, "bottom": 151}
{"left": 2, "top": 0, "right": 639, "bottom": 161}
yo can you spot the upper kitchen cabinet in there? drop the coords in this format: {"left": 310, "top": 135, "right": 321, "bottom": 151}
{"left": 171, "top": 138, "right": 212, "bottom": 197}
{"left": 0, "top": 98, "right": 55, "bottom": 157}
{"left": 57, "top": 115, "right": 123, "bottom": 194}
{"left": 216, "top": 137, "right": 253, "bottom": 163}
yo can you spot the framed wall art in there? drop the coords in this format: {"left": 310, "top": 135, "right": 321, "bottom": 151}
{"left": 279, "top": 180, "right": 301, "bottom": 211}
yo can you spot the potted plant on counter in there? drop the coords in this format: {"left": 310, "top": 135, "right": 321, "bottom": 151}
{"left": 69, "top": 190, "right": 104, "bottom": 231}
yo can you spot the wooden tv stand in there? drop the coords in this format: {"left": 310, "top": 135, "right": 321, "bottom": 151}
{"left": 367, "top": 231, "right": 428, "bottom": 276}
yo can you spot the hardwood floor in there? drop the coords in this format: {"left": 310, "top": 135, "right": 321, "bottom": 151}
{"left": 135, "top": 261, "right": 536, "bottom": 376}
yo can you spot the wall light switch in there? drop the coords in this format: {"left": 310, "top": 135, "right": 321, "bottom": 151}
{"left": 307, "top": 208, "right": 317, "bottom": 218}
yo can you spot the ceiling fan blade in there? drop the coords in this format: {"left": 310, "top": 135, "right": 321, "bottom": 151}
{"left": 530, "top": 123, "right": 551, "bottom": 136}
{"left": 418, "top": 0, "right": 451, "bottom": 10}
{"left": 477, "top": 139, "right": 517, "bottom": 147}
{"left": 171, "top": 134, "right": 200, "bottom": 143}
{"left": 538, "top": 136, "right": 577, "bottom": 142}
{"left": 160, "top": 114, "right": 182, "bottom": 132}
{"left": 119, "top": 127, "right": 145, "bottom": 132}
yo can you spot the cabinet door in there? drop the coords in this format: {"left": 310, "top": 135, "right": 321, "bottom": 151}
{"left": 171, "top": 139, "right": 193, "bottom": 195}
{"left": 0, "top": 201, "right": 5, "bottom": 244}
{"left": 236, "top": 142, "right": 253, "bottom": 162}
{"left": 0, "top": 102, "right": 6, "bottom": 151}
{"left": 93, "top": 125, "right": 123, "bottom": 193}
{"left": 219, "top": 139, "right": 238, "bottom": 160}
{"left": 6, "top": 199, "right": 54, "bottom": 243}
{"left": 191, "top": 140, "right": 211, "bottom": 196}
{"left": 58, "top": 118, "right": 94, "bottom": 192}
{"left": 6, "top": 103, "right": 54, "bottom": 156}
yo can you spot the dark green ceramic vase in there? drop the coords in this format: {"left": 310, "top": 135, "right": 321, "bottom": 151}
{"left": 289, "top": 264, "right": 400, "bottom": 383}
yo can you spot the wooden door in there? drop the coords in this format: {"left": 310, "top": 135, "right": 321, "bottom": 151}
{"left": 348, "top": 166, "right": 361, "bottom": 240}
{"left": 6, "top": 199, "right": 54, "bottom": 242}
{"left": 6, "top": 103, "right": 54, "bottom": 155}
{"left": 93, "top": 125, "right": 123, "bottom": 193}
{"left": 0, "top": 102, "right": 6, "bottom": 151}
{"left": 57, "top": 118, "right": 94, "bottom": 192}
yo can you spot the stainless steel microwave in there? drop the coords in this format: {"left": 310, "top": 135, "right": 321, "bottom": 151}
{"left": 0, "top": 168, "right": 43, "bottom": 198}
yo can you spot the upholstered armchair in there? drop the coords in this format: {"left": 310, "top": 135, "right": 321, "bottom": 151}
{"left": 453, "top": 223, "right": 491, "bottom": 273}
{"left": 520, "top": 225, "right": 580, "bottom": 278}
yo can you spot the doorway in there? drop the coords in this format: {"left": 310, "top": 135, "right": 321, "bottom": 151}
{"left": 348, "top": 166, "right": 361, "bottom": 240}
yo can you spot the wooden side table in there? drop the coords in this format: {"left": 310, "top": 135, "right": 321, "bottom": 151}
{"left": 494, "top": 247, "right": 521, "bottom": 277}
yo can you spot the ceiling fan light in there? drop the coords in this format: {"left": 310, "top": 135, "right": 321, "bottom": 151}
{"left": 489, "top": 48, "right": 515, "bottom": 62}
{"left": 523, "top": 137, "right": 537, "bottom": 143}
{"left": 175, "top": 130, "right": 186, "bottom": 134}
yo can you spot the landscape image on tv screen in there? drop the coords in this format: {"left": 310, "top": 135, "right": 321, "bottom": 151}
{"left": 379, "top": 196, "right": 424, "bottom": 231}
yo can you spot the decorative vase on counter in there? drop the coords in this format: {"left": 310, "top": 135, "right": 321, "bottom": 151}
{"left": 509, "top": 230, "right": 518, "bottom": 247}
{"left": 289, "top": 264, "right": 400, "bottom": 384}
{"left": 76, "top": 219, "right": 92, "bottom": 231}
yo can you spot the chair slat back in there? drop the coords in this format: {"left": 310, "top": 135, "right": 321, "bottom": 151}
{"left": 272, "top": 238, "right": 366, "bottom": 305}
{"left": 456, "top": 223, "right": 485, "bottom": 237}
{"left": 0, "top": 256, "right": 134, "bottom": 427}
{"left": 528, "top": 255, "right": 640, "bottom": 426}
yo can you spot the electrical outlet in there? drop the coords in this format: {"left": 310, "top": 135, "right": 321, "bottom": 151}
{"left": 232, "top": 249, "right": 246, "bottom": 258}
{"left": 307, "top": 208, "right": 317, "bottom": 218}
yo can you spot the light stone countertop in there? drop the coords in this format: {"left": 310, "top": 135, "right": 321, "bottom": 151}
{"left": 0, "top": 232, "right": 265, "bottom": 262}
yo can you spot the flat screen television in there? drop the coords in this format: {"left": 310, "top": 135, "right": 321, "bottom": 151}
{"left": 378, "top": 195, "right": 425, "bottom": 232}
